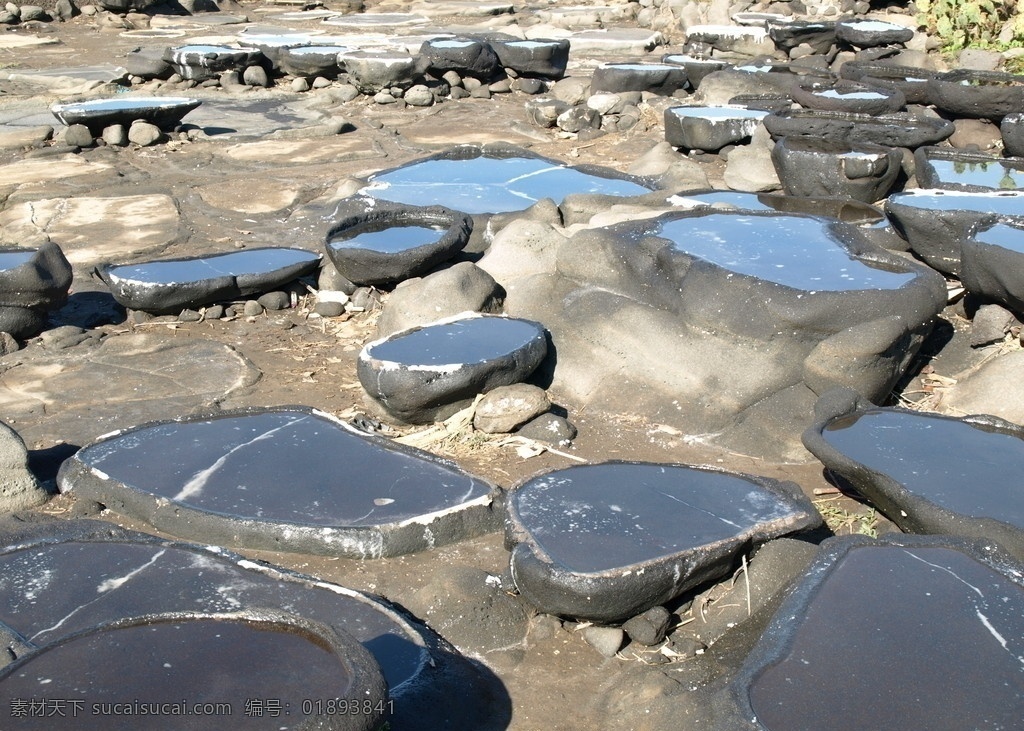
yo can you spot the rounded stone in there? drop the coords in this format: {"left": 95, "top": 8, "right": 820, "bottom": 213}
{"left": 127, "top": 120, "right": 164, "bottom": 146}
{"left": 473, "top": 383, "right": 551, "bottom": 434}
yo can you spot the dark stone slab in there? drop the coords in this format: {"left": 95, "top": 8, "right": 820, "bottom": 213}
{"left": 720, "top": 534, "right": 1024, "bottom": 730}
{"left": 771, "top": 137, "right": 902, "bottom": 203}
{"left": 163, "top": 45, "right": 265, "bottom": 82}
{"left": 325, "top": 200, "right": 472, "bottom": 286}
{"left": 505, "top": 462, "right": 820, "bottom": 622}
{"left": 276, "top": 44, "right": 348, "bottom": 78}
{"left": 838, "top": 61, "right": 937, "bottom": 104}
{"left": 57, "top": 407, "right": 502, "bottom": 557}
{"left": 95, "top": 247, "right": 321, "bottom": 315}
{"left": 663, "top": 106, "right": 767, "bottom": 152}
{"left": 962, "top": 220, "right": 1024, "bottom": 313}
{"left": 0, "top": 242, "right": 72, "bottom": 311}
{"left": 766, "top": 18, "right": 836, "bottom": 54}
{"left": 362, "top": 144, "right": 654, "bottom": 215}
{"left": 50, "top": 97, "right": 201, "bottom": 135}
{"left": 805, "top": 388, "right": 1024, "bottom": 561}
{"left": 884, "top": 188, "right": 1024, "bottom": 276}
{"left": 834, "top": 18, "right": 914, "bottom": 48}
{"left": 0, "top": 611, "right": 387, "bottom": 731}
{"left": 590, "top": 62, "right": 689, "bottom": 95}
{"left": 914, "top": 146, "right": 1024, "bottom": 192}
{"left": 928, "top": 68, "right": 1024, "bottom": 121}
{"left": 358, "top": 313, "right": 548, "bottom": 424}
{"left": 790, "top": 80, "right": 905, "bottom": 115}
{"left": 419, "top": 37, "right": 500, "bottom": 79}
{"left": 1001, "top": 112, "right": 1024, "bottom": 157}
{"left": 490, "top": 38, "right": 569, "bottom": 79}
{"left": 763, "top": 108, "right": 953, "bottom": 148}
{"left": 0, "top": 520, "right": 509, "bottom": 729}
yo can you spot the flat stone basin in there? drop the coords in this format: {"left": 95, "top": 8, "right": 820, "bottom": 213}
{"left": 824, "top": 409, "right": 1024, "bottom": 523}
{"left": 51, "top": 96, "right": 201, "bottom": 134}
{"left": 804, "top": 389, "right": 1024, "bottom": 559}
{"left": 57, "top": 407, "right": 501, "bottom": 557}
{"left": 667, "top": 190, "right": 886, "bottom": 223}
{"left": 363, "top": 148, "right": 653, "bottom": 214}
{"left": 915, "top": 147, "right": 1024, "bottom": 191}
{"left": 657, "top": 213, "right": 914, "bottom": 291}
{"left": 96, "top": 247, "right": 321, "bottom": 314}
{"left": 734, "top": 536, "right": 1024, "bottom": 731}
{"left": 506, "top": 461, "right": 819, "bottom": 621}
{"left": 0, "top": 614, "right": 386, "bottom": 731}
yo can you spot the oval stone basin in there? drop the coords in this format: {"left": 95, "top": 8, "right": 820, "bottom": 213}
{"left": 163, "top": 44, "right": 264, "bottom": 81}
{"left": 358, "top": 314, "right": 548, "bottom": 423}
{"left": 805, "top": 394, "right": 1024, "bottom": 559}
{"left": 57, "top": 406, "right": 500, "bottom": 557}
{"left": 362, "top": 149, "right": 653, "bottom": 214}
{"left": 96, "top": 246, "right": 321, "bottom": 314}
{"left": 50, "top": 96, "right": 201, "bottom": 134}
{"left": 0, "top": 615, "right": 384, "bottom": 731}
{"left": 324, "top": 203, "right": 472, "bottom": 286}
{"left": 505, "top": 461, "right": 819, "bottom": 622}
{"left": 736, "top": 536, "right": 1024, "bottom": 731}
{"left": 655, "top": 212, "right": 914, "bottom": 291}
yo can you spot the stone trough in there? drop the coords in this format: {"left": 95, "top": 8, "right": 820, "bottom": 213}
{"left": 57, "top": 407, "right": 502, "bottom": 557}
{"left": 804, "top": 388, "right": 1024, "bottom": 561}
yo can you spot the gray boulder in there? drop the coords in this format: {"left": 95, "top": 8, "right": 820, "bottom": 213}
{"left": 0, "top": 421, "right": 47, "bottom": 512}
{"left": 376, "top": 261, "right": 503, "bottom": 338}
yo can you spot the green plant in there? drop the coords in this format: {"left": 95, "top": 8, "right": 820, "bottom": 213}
{"left": 917, "top": 0, "right": 1023, "bottom": 52}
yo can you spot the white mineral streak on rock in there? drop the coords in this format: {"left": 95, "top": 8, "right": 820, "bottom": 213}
{"left": 173, "top": 415, "right": 309, "bottom": 501}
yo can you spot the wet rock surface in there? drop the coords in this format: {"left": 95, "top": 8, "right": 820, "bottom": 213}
{"left": 0, "top": 1, "right": 1023, "bottom": 727}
